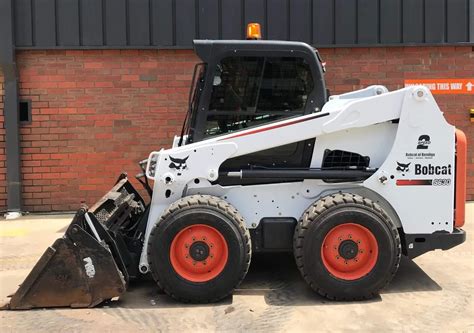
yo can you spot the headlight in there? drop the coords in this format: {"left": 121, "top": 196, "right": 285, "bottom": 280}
{"left": 147, "top": 153, "right": 159, "bottom": 178}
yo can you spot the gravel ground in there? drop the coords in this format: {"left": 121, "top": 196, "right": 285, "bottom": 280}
{"left": 0, "top": 204, "right": 472, "bottom": 332}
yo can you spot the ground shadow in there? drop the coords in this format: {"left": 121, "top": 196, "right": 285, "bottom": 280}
{"left": 242, "top": 254, "right": 441, "bottom": 306}
{"left": 104, "top": 277, "right": 232, "bottom": 310}
{"left": 382, "top": 256, "right": 442, "bottom": 294}
{"left": 104, "top": 253, "right": 441, "bottom": 309}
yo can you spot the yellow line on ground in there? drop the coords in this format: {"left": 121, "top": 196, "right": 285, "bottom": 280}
{"left": 0, "top": 228, "right": 28, "bottom": 237}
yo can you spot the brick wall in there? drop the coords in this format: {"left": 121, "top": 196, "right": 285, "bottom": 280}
{"left": 2, "top": 46, "right": 472, "bottom": 212}
{"left": 17, "top": 50, "right": 198, "bottom": 211}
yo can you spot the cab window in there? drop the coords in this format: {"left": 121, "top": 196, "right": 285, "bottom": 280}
{"left": 205, "top": 56, "right": 313, "bottom": 137}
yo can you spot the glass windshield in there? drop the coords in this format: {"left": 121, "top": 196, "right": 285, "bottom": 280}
{"left": 205, "top": 56, "right": 313, "bottom": 138}
{"left": 179, "top": 63, "right": 206, "bottom": 145}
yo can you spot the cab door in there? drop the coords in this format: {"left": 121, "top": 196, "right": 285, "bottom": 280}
{"left": 195, "top": 54, "right": 324, "bottom": 181}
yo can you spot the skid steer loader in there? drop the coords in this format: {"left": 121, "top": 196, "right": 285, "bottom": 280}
{"left": 4, "top": 24, "right": 467, "bottom": 309}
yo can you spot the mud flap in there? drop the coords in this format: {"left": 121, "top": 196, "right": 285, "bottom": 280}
{"left": 4, "top": 176, "right": 146, "bottom": 310}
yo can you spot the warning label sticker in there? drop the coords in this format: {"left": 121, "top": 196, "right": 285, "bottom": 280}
{"left": 404, "top": 79, "right": 474, "bottom": 95}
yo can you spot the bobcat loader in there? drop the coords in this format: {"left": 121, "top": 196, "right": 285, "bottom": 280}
{"left": 4, "top": 24, "right": 467, "bottom": 309}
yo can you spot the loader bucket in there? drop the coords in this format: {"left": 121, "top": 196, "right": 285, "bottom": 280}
{"left": 3, "top": 175, "right": 146, "bottom": 310}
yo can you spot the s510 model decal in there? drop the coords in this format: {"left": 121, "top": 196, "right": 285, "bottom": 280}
{"left": 396, "top": 178, "right": 451, "bottom": 186}
{"left": 432, "top": 179, "right": 451, "bottom": 186}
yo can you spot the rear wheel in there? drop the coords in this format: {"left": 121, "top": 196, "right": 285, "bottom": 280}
{"left": 294, "top": 193, "right": 401, "bottom": 300}
{"left": 148, "top": 195, "right": 251, "bottom": 303}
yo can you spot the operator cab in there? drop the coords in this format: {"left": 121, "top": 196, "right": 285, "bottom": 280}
{"left": 181, "top": 39, "right": 327, "bottom": 144}
{"left": 179, "top": 37, "right": 327, "bottom": 178}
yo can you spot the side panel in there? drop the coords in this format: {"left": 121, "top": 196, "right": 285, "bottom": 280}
{"left": 364, "top": 88, "right": 455, "bottom": 234}
{"left": 186, "top": 180, "right": 362, "bottom": 229}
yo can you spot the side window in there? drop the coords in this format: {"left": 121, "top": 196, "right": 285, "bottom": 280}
{"left": 257, "top": 57, "right": 313, "bottom": 112}
{"left": 209, "top": 57, "right": 263, "bottom": 113}
{"left": 205, "top": 56, "right": 313, "bottom": 138}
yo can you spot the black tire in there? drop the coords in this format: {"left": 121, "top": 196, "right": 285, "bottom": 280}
{"left": 294, "top": 193, "right": 401, "bottom": 300}
{"left": 147, "top": 195, "right": 251, "bottom": 303}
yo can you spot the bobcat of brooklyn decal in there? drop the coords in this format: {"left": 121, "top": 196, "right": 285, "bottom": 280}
{"left": 405, "top": 135, "right": 435, "bottom": 160}
{"left": 169, "top": 156, "right": 189, "bottom": 176}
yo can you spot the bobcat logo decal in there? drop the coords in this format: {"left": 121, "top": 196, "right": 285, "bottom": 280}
{"left": 83, "top": 257, "right": 96, "bottom": 278}
{"left": 169, "top": 156, "right": 189, "bottom": 176}
{"left": 396, "top": 162, "right": 410, "bottom": 173}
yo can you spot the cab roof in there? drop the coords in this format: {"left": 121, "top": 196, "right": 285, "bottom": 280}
{"left": 193, "top": 39, "right": 318, "bottom": 63}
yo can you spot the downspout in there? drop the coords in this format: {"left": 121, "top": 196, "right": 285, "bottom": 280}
{"left": 0, "top": 0, "right": 23, "bottom": 218}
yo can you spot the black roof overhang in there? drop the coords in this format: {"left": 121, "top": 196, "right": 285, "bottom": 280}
{"left": 193, "top": 40, "right": 320, "bottom": 63}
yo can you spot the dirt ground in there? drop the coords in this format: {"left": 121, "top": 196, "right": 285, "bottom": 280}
{"left": 0, "top": 204, "right": 472, "bottom": 332}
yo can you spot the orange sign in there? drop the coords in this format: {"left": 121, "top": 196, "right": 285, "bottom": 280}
{"left": 404, "top": 79, "right": 474, "bottom": 95}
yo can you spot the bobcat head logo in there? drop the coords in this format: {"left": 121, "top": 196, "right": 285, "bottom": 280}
{"left": 396, "top": 162, "right": 410, "bottom": 173}
{"left": 169, "top": 156, "right": 189, "bottom": 176}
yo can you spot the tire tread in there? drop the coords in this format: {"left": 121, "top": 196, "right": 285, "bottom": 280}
{"left": 147, "top": 195, "right": 251, "bottom": 303}
{"left": 293, "top": 192, "right": 401, "bottom": 301}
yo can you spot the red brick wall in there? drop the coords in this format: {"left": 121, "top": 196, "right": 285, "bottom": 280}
{"left": 6, "top": 46, "right": 474, "bottom": 212}
{"left": 0, "top": 73, "right": 6, "bottom": 211}
{"left": 17, "top": 50, "right": 198, "bottom": 211}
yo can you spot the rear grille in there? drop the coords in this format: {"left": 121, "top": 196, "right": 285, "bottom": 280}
{"left": 322, "top": 149, "right": 370, "bottom": 170}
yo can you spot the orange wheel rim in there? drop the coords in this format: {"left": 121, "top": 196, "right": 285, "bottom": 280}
{"left": 170, "top": 224, "right": 228, "bottom": 282}
{"left": 321, "top": 223, "right": 378, "bottom": 280}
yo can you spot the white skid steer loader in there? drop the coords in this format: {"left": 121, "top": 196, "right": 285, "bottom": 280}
{"left": 4, "top": 26, "right": 467, "bottom": 309}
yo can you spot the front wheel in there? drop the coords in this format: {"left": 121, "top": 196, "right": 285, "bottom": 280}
{"left": 147, "top": 195, "right": 251, "bottom": 303}
{"left": 294, "top": 193, "right": 401, "bottom": 300}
